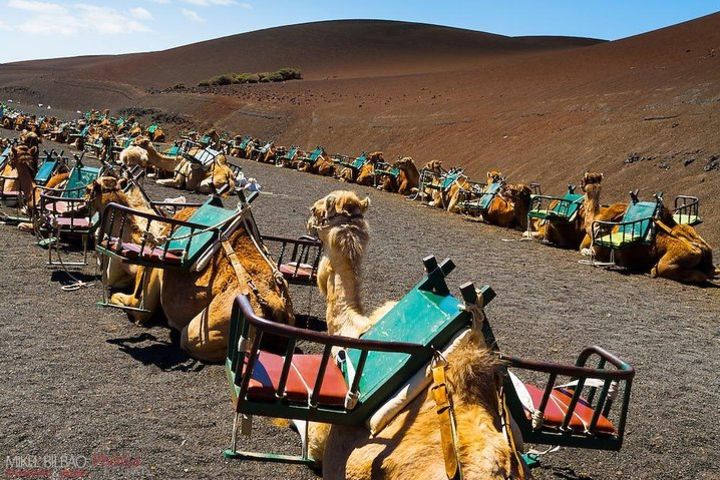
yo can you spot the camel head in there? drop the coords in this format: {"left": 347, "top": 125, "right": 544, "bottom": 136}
{"left": 133, "top": 136, "right": 152, "bottom": 149}
{"left": 367, "top": 151, "right": 384, "bottom": 164}
{"left": 581, "top": 172, "right": 603, "bottom": 191}
{"left": 307, "top": 190, "right": 370, "bottom": 263}
{"left": 423, "top": 160, "right": 443, "bottom": 173}
{"left": 20, "top": 131, "right": 42, "bottom": 149}
{"left": 393, "top": 156, "right": 416, "bottom": 170}
{"left": 9, "top": 145, "right": 37, "bottom": 170}
{"left": 487, "top": 170, "right": 503, "bottom": 184}
{"left": 85, "top": 176, "right": 128, "bottom": 214}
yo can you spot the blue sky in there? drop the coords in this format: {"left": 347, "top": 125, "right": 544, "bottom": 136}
{"left": 0, "top": 0, "right": 717, "bottom": 63}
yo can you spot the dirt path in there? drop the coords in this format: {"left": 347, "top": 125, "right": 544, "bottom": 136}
{"left": 1, "top": 137, "right": 718, "bottom": 479}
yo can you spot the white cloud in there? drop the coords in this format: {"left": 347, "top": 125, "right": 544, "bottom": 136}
{"left": 7, "top": 0, "right": 65, "bottom": 14}
{"left": 0, "top": 19, "right": 12, "bottom": 31}
{"left": 9, "top": 2, "right": 151, "bottom": 36}
{"left": 183, "top": 0, "right": 237, "bottom": 6}
{"left": 150, "top": 0, "right": 171, "bottom": 3}
{"left": 180, "top": 8, "right": 205, "bottom": 22}
{"left": 239, "top": 2, "right": 252, "bottom": 9}
{"left": 130, "top": 7, "right": 153, "bottom": 20}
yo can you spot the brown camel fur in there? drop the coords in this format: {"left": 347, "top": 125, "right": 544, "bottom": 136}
{"left": 298, "top": 148, "right": 335, "bottom": 176}
{"left": 86, "top": 177, "right": 162, "bottom": 290}
{"left": 305, "top": 190, "right": 526, "bottom": 480}
{"left": 483, "top": 183, "right": 533, "bottom": 230}
{"left": 579, "top": 173, "right": 627, "bottom": 256}
{"left": 379, "top": 157, "right": 420, "bottom": 195}
{"left": 130, "top": 137, "right": 179, "bottom": 175}
{"left": 98, "top": 186, "right": 294, "bottom": 362}
{"left": 354, "top": 152, "right": 384, "bottom": 186}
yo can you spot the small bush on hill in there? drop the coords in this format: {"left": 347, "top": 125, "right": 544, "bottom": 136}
{"left": 198, "top": 67, "right": 302, "bottom": 87}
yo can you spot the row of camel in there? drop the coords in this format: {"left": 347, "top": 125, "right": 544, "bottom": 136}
{"left": 225, "top": 136, "right": 718, "bottom": 284}
{"left": 2, "top": 135, "right": 522, "bottom": 478}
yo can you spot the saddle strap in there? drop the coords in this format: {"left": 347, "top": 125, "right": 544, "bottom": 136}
{"left": 431, "top": 364, "right": 462, "bottom": 480}
{"left": 221, "top": 239, "right": 252, "bottom": 297}
{"left": 496, "top": 377, "right": 527, "bottom": 480}
{"left": 221, "top": 239, "right": 274, "bottom": 314}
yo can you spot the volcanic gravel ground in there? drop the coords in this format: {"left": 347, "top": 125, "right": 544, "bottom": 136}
{"left": 1, "top": 136, "right": 719, "bottom": 480}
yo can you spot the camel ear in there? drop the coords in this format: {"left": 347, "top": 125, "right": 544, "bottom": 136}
{"left": 361, "top": 196, "right": 371, "bottom": 212}
{"left": 324, "top": 194, "right": 336, "bottom": 214}
{"left": 118, "top": 178, "right": 128, "bottom": 190}
{"left": 29, "top": 146, "right": 37, "bottom": 157}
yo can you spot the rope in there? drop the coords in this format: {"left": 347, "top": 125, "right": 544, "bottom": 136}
{"left": 49, "top": 226, "right": 95, "bottom": 292}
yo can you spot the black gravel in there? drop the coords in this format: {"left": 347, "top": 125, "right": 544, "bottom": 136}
{"left": 1, "top": 135, "right": 718, "bottom": 480}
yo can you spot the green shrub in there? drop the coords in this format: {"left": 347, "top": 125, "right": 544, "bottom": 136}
{"left": 276, "top": 67, "right": 302, "bottom": 80}
{"left": 209, "top": 74, "right": 234, "bottom": 86}
{"left": 199, "top": 67, "right": 301, "bottom": 87}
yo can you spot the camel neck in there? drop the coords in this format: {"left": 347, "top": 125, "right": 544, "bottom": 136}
{"left": 584, "top": 186, "right": 602, "bottom": 230}
{"left": 324, "top": 249, "right": 369, "bottom": 338}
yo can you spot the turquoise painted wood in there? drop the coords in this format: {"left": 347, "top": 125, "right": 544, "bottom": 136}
{"left": 307, "top": 147, "right": 323, "bottom": 162}
{"left": 166, "top": 197, "right": 238, "bottom": 265}
{"left": 347, "top": 279, "right": 465, "bottom": 403}
{"left": 164, "top": 145, "right": 181, "bottom": 157}
{"left": 147, "top": 124, "right": 158, "bottom": 134}
{"left": 191, "top": 147, "right": 220, "bottom": 166}
{"left": 0, "top": 145, "right": 11, "bottom": 170}
{"left": 34, "top": 159, "right": 57, "bottom": 185}
{"left": 477, "top": 182, "right": 503, "bottom": 210}
{"left": 618, "top": 201, "right": 657, "bottom": 239}
{"left": 238, "top": 136, "right": 252, "bottom": 149}
{"left": 61, "top": 166, "right": 101, "bottom": 199}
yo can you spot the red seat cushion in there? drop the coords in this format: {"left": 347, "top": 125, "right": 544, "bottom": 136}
{"left": 244, "top": 351, "right": 348, "bottom": 407}
{"left": 523, "top": 383, "right": 616, "bottom": 434}
{"left": 101, "top": 237, "right": 183, "bottom": 265}
{"left": 279, "top": 262, "right": 315, "bottom": 280}
{"left": 55, "top": 217, "right": 92, "bottom": 229}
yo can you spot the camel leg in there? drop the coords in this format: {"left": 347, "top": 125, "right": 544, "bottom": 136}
{"left": 156, "top": 174, "right": 184, "bottom": 189}
{"left": 180, "top": 287, "right": 236, "bottom": 362}
{"left": 110, "top": 266, "right": 161, "bottom": 324}
{"left": 652, "top": 250, "right": 707, "bottom": 284}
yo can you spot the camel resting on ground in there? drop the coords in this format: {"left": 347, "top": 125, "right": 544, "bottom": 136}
{"left": 88, "top": 176, "right": 294, "bottom": 361}
{"left": 304, "top": 190, "right": 527, "bottom": 479}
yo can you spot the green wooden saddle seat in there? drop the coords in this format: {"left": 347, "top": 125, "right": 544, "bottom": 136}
{"left": 146, "top": 124, "right": 159, "bottom": 135}
{"left": 61, "top": 164, "right": 102, "bottom": 200}
{"left": 593, "top": 199, "right": 659, "bottom": 249}
{"left": 185, "top": 147, "right": 221, "bottom": 168}
{"left": 375, "top": 162, "right": 400, "bottom": 179}
{"left": 237, "top": 136, "right": 252, "bottom": 150}
{"left": 0, "top": 145, "right": 11, "bottom": 170}
{"left": 673, "top": 213, "right": 701, "bottom": 226}
{"left": 528, "top": 189, "right": 584, "bottom": 223}
{"left": 225, "top": 256, "right": 489, "bottom": 438}
{"left": 34, "top": 152, "right": 63, "bottom": 186}
{"left": 164, "top": 144, "right": 183, "bottom": 157}
{"left": 97, "top": 196, "right": 246, "bottom": 271}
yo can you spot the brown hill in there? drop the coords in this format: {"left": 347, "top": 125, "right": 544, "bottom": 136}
{"left": 2, "top": 16, "right": 720, "bottom": 244}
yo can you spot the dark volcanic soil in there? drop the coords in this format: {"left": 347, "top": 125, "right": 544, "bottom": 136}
{"left": 1, "top": 133, "right": 719, "bottom": 479}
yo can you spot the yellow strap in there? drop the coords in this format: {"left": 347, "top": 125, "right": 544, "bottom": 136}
{"left": 496, "top": 378, "right": 527, "bottom": 480}
{"left": 221, "top": 239, "right": 251, "bottom": 297}
{"left": 431, "top": 364, "right": 462, "bottom": 480}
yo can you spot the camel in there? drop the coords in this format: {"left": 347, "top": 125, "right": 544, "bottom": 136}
{"left": 123, "top": 137, "right": 178, "bottom": 174}
{"left": 297, "top": 148, "right": 335, "bottom": 176}
{"left": 252, "top": 142, "right": 277, "bottom": 164}
{"left": 304, "top": 190, "right": 527, "bottom": 479}
{"left": 353, "top": 152, "right": 384, "bottom": 186}
{"left": 89, "top": 176, "right": 295, "bottom": 361}
{"left": 378, "top": 157, "right": 420, "bottom": 195}
{"left": 580, "top": 176, "right": 717, "bottom": 283}
{"left": 579, "top": 173, "right": 628, "bottom": 255}
{"left": 85, "top": 177, "right": 160, "bottom": 290}
{"left": 200, "top": 129, "right": 220, "bottom": 149}
{"left": 483, "top": 183, "right": 533, "bottom": 230}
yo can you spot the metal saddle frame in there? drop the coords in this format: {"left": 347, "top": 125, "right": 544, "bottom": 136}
{"left": 33, "top": 153, "right": 104, "bottom": 267}
{"left": 223, "top": 255, "right": 635, "bottom": 466}
{"left": 583, "top": 191, "right": 662, "bottom": 268}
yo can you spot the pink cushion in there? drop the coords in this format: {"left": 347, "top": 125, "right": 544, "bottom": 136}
{"left": 243, "top": 351, "right": 348, "bottom": 407}
{"left": 523, "top": 383, "right": 616, "bottom": 434}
